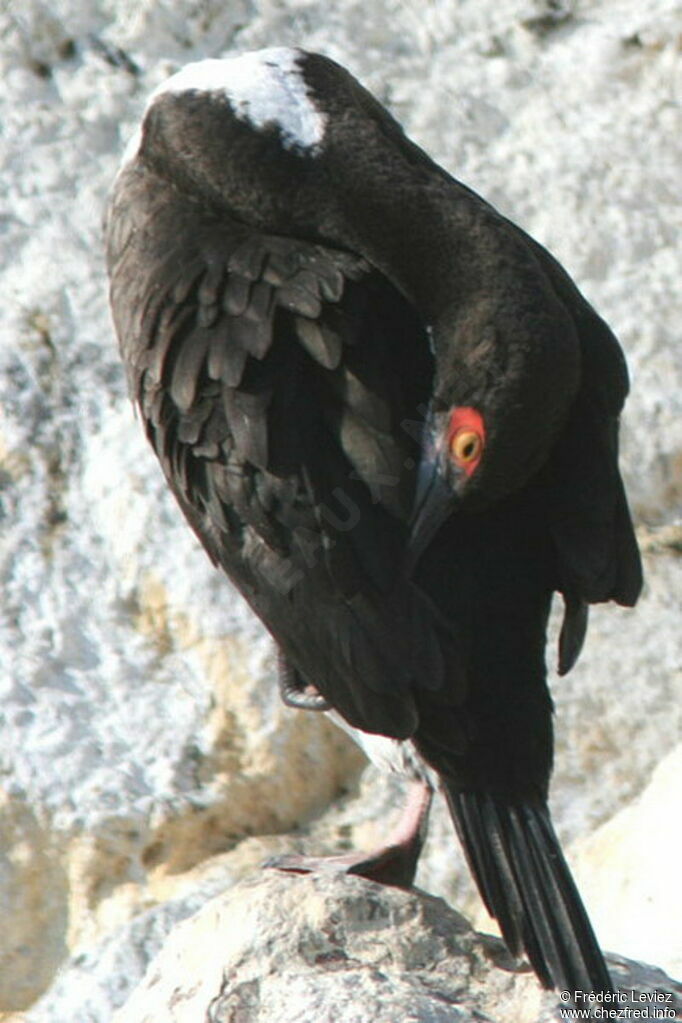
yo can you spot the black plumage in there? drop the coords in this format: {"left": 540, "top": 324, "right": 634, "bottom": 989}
{"left": 106, "top": 48, "right": 642, "bottom": 997}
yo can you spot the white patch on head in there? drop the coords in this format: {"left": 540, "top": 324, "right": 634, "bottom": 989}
{"left": 152, "top": 47, "right": 327, "bottom": 153}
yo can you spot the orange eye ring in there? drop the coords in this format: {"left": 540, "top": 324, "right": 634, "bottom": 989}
{"left": 450, "top": 429, "right": 482, "bottom": 466}
{"left": 447, "top": 406, "right": 485, "bottom": 477}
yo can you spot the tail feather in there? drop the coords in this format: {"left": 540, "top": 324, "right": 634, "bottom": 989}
{"left": 446, "top": 788, "right": 613, "bottom": 995}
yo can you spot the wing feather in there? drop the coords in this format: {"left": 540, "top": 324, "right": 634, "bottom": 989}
{"left": 107, "top": 168, "right": 447, "bottom": 739}
{"left": 294, "top": 317, "right": 342, "bottom": 369}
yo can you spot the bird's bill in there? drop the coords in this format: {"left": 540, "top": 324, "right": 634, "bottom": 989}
{"left": 407, "top": 457, "right": 459, "bottom": 571}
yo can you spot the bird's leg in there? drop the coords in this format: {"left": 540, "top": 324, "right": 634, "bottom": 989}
{"left": 266, "top": 778, "right": 433, "bottom": 888}
{"left": 277, "top": 649, "right": 331, "bottom": 711}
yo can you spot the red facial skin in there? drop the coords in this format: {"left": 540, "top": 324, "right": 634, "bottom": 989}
{"left": 447, "top": 407, "right": 486, "bottom": 478}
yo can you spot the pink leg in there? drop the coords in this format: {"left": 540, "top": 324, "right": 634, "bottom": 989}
{"left": 267, "top": 779, "right": 433, "bottom": 888}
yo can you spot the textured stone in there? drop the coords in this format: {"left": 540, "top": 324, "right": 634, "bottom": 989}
{"left": 111, "top": 872, "right": 682, "bottom": 1023}
{"left": 0, "top": 792, "right": 68, "bottom": 1009}
{"left": 572, "top": 744, "right": 682, "bottom": 981}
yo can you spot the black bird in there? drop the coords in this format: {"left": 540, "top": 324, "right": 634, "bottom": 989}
{"left": 105, "top": 47, "right": 642, "bottom": 997}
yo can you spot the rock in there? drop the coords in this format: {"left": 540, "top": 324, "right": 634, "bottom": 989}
{"left": 111, "top": 872, "right": 682, "bottom": 1023}
{"left": 22, "top": 891, "right": 212, "bottom": 1023}
{"left": 572, "top": 744, "right": 682, "bottom": 981}
{"left": 0, "top": 792, "right": 68, "bottom": 1010}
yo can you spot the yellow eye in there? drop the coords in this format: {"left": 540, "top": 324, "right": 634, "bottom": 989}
{"left": 447, "top": 407, "right": 485, "bottom": 478}
{"left": 450, "top": 429, "right": 482, "bottom": 466}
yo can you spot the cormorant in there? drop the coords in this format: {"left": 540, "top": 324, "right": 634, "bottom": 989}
{"left": 106, "top": 47, "right": 642, "bottom": 996}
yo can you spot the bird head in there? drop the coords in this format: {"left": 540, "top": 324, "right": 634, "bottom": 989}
{"left": 410, "top": 290, "right": 581, "bottom": 563}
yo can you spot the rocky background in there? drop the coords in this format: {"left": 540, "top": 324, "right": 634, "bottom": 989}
{"left": 0, "top": 0, "right": 680, "bottom": 1020}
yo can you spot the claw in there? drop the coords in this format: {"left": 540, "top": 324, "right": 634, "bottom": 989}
{"left": 278, "top": 650, "right": 331, "bottom": 711}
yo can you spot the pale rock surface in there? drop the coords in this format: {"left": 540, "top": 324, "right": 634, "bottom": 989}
{"left": 571, "top": 743, "right": 682, "bottom": 981}
{"left": 1, "top": 0, "right": 681, "bottom": 1018}
{"left": 111, "top": 872, "right": 682, "bottom": 1023}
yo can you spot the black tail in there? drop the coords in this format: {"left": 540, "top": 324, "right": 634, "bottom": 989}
{"left": 446, "top": 787, "right": 613, "bottom": 995}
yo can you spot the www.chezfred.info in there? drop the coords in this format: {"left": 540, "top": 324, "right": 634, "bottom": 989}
{"left": 558, "top": 990, "right": 677, "bottom": 1020}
